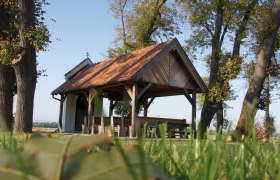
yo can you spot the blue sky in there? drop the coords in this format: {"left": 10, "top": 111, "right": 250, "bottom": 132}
{"left": 33, "top": 0, "right": 280, "bottom": 132}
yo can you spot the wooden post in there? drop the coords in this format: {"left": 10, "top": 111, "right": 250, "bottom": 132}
{"left": 129, "top": 126, "right": 133, "bottom": 138}
{"left": 143, "top": 98, "right": 148, "bottom": 117}
{"left": 120, "top": 116, "right": 125, "bottom": 137}
{"left": 83, "top": 116, "right": 87, "bottom": 134}
{"left": 86, "top": 89, "right": 97, "bottom": 134}
{"left": 143, "top": 97, "right": 155, "bottom": 118}
{"left": 91, "top": 116, "right": 95, "bottom": 135}
{"left": 58, "top": 94, "right": 66, "bottom": 129}
{"left": 109, "top": 99, "right": 113, "bottom": 117}
{"left": 88, "top": 102, "right": 92, "bottom": 133}
{"left": 192, "top": 92, "right": 197, "bottom": 138}
{"left": 100, "top": 116, "right": 105, "bottom": 134}
{"left": 109, "top": 115, "right": 114, "bottom": 137}
{"left": 131, "top": 84, "right": 138, "bottom": 137}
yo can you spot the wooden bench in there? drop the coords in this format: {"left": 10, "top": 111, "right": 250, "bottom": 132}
{"left": 156, "top": 121, "right": 189, "bottom": 138}
{"left": 89, "top": 116, "right": 190, "bottom": 138}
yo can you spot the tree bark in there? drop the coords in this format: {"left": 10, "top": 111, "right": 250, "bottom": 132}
{"left": 199, "top": 0, "right": 257, "bottom": 137}
{"left": 264, "top": 75, "right": 270, "bottom": 139}
{"left": 199, "top": 0, "right": 223, "bottom": 138}
{"left": 0, "top": 64, "right": 14, "bottom": 130}
{"left": 0, "top": 3, "right": 15, "bottom": 131}
{"left": 234, "top": 0, "right": 280, "bottom": 138}
{"left": 215, "top": 0, "right": 257, "bottom": 134}
{"left": 216, "top": 103, "right": 223, "bottom": 134}
{"left": 13, "top": 0, "right": 37, "bottom": 133}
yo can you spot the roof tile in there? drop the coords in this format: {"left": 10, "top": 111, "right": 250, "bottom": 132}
{"left": 52, "top": 39, "right": 174, "bottom": 95}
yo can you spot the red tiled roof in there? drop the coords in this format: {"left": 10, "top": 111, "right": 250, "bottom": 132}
{"left": 52, "top": 39, "right": 175, "bottom": 95}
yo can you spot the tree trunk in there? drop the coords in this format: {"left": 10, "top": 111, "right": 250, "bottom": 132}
{"left": 216, "top": 103, "right": 223, "bottom": 134}
{"left": 0, "top": 3, "right": 15, "bottom": 131}
{"left": 264, "top": 75, "right": 270, "bottom": 139}
{"left": 13, "top": 0, "right": 37, "bottom": 133}
{"left": 200, "top": 0, "right": 258, "bottom": 137}
{"left": 234, "top": 0, "right": 280, "bottom": 139}
{"left": 199, "top": 0, "right": 223, "bottom": 138}
{"left": 0, "top": 64, "right": 14, "bottom": 130}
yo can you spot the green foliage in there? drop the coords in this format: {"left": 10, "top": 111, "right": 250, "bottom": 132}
{"left": 177, "top": 0, "right": 257, "bottom": 122}
{"left": 0, "top": 133, "right": 169, "bottom": 179}
{"left": 219, "top": 53, "right": 242, "bottom": 82}
{"left": 25, "top": 25, "right": 50, "bottom": 52}
{"left": 108, "top": 0, "right": 181, "bottom": 56}
{"left": 114, "top": 101, "right": 131, "bottom": 117}
{"left": 33, "top": 122, "right": 58, "bottom": 128}
{"left": 0, "top": 43, "right": 22, "bottom": 65}
{"left": 208, "top": 84, "right": 230, "bottom": 104}
{"left": 264, "top": 115, "right": 276, "bottom": 138}
{"left": 142, "top": 126, "right": 280, "bottom": 179}
{"left": 114, "top": 100, "right": 143, "bottom": 117}
{"left": 127, "top": 0, "right": 181, "bottom": 48}
{"left": 248, "top": 0, "right": 276, "bottom": 54}
{"left": 0, "top": 0, "right": 50, "bottom": 64}
{"left": 0, "top": 130, "right": 280, "bottom": 179}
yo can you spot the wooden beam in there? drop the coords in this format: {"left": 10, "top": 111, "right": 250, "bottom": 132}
{"left": 192, "top": 92, "right": 197, "bottom": 138}
{"left": 109, "top": 100, "right": 113, "bottom": 117}
{"left": 183, "top": 89, "right": 194, "bottom": 105}
{"left": 147, "top": 97, "right": 155, "bottom": 108}
{"left": 100, "top": 116, "right": 105, "bottom": 134}
{"left": 143, "top": 89, "right": 184, "bottom": 98}
{"left": 83, "top": 116, "right": 87, "bottom": 134}
{"left": 120, "top": 116, "right": 125, "bottom": 137}
{"left": 91, "top": 116, "right": 95, "bottom": 135}
{"left": 125, "top": 86, "right": 133, "bottom": 99}
{"left": 143, "top": 98, "right": 148, "bottom": 117}
{"left": 58, "top": 94, "right": 66, "bottom": 129}
{"left": 131, "top": 84, "right": 138, "bottom": 137}
{"left": 109, "top": 115, "right": 114, "bottom": 137}
{"left": 143, "top": 97, "right": 155, "bottom": 117}
{"left": 87, "top": 89, "right": 98, "bottom": 134}
{"left": 172, "top": 41, "right": 208, "bottom": 93}
{"left": 137, "top": 83, "right": 152, "bottom": 100}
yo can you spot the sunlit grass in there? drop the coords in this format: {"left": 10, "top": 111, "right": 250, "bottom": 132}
{"left": 0, "top": 130, "right": 279, "bottom": 179}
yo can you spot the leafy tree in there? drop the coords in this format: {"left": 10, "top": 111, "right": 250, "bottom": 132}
{"left": 109, "top": 0, "right": 180, "bottom": 116}
{"left": 108, "top": 0, "right": 131, "bottom": 56}
{"left": 114, "top": 100, "right": 131, "bottom": 117}
{"left": 234, "top": 0, "right": 280, "bottom": 138}
{"left": 0, "top": 1, "right": 17, "bottom": 130}
{"left": 178, "top": 0, "right": 258, "bottom": 136}
{"left": 0, "top": 0, "right": 50, "bottom": 133}
{"left": 108, "top": 0, "right": 181, "bottom": 56}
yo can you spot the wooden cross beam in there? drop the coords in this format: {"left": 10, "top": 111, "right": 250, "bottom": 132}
{"left": 183, "top": 89, "right": 194, "bottom": 105}
{"left": 125, "top": 86, "right": 133, "bottom": 99}
{"left": 147, "top": 97, "right": 155, "bottom": 108}
{"left": 137, "top": 83, "right": 152, "bottom": 100}
{"left": 143, "top": 97, "right": 155, "bottom": 117}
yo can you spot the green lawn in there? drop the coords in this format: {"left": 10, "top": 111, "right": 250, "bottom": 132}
{"left": 0, "top": 132, "right": 280, "bottom": 179}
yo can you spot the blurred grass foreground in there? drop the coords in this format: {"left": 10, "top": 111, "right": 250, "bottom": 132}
{"left": 0, "top": 126, "right": 280, "bottom": 180}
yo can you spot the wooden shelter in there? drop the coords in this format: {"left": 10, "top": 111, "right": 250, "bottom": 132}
{"left": 51, "top": 38, "right": 207, "bottom": 137}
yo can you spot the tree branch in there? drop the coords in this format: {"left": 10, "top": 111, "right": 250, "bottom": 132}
{"left": 232, "top": 0, "right": 258, "bottom": 57}
{"left": 219, "top": 23, "right": 228, "bottom": 47}
{"left": 12, "top": 50, "right": 25, "bottom": 65}
{"left": 204, "top": 22, "right": 214, "bottom": 37}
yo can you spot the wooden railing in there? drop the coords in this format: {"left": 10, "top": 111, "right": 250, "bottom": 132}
{"left": 86, "top": 116, "right": 189, "bottom": 138}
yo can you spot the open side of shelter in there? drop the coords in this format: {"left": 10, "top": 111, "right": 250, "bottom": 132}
{"left": 51, "top": 38, "right": 207, "bottom": 137}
